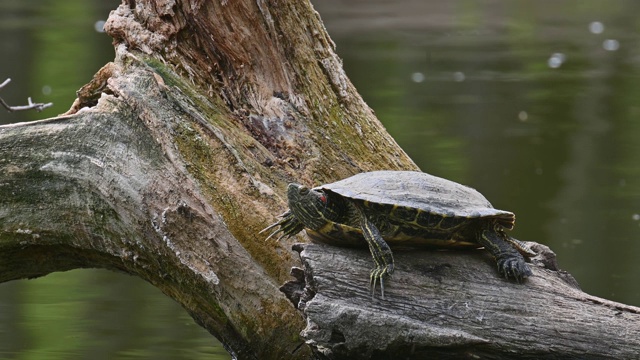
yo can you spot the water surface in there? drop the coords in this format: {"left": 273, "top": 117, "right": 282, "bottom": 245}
{"left": 1, "top": 0, "right": 639, "bottom": 358}
{"left": 316, "top": 0, "right": 640, "bottom": 306}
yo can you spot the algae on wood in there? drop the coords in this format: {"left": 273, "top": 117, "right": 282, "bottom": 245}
{"left": 1, "top": 1, "right": 639, "bottom": 359}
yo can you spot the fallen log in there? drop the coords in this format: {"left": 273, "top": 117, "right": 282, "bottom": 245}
{"left": 282, "top": 242, "right": 640, "bottom": 359}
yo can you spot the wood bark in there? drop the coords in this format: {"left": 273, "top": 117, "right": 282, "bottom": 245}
{"left": 0, "top": 1, "right": 638, "bottom": 359}
{"left": 285, "top": 243, "right": 640, "bottom": 359}
{"left": 0, "top": 1, "right": 412, "bottom": 359}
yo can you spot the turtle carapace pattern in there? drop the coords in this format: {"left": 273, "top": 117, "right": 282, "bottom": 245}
{"left": 261, "top": 171, "right": 535, "bottom": 299}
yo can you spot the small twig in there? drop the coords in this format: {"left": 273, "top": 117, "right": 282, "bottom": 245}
{"left": 0, "top": 78, "right": 53, "bottom": 113}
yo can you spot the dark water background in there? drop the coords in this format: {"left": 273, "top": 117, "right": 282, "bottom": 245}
{"left": 1, "top": 0, "right": 639, "bottom": 358}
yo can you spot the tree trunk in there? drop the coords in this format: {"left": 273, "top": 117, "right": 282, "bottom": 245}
{"left": 0, "top": 1, "right": 638, "bottom": 359}
{"left": 0, "top": 1, "right": 412, "bottom": 359}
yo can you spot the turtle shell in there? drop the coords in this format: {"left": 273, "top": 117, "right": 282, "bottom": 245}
{"left": 317, "top": 170, "right": 514, "bottom": 230}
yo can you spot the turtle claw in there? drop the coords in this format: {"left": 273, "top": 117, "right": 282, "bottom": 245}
{"left": 370, "top": 264, "right": 394, "bottom": 299}
{"left": 260, "top": 211, "right": 305, "bottom": 241}
{"left": 497, "top": 257, "right": 532, "bottom": 283}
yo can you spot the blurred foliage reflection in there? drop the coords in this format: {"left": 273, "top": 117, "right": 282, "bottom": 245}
{"left": 1, "top": 0, "right": 640, "bottom": 358}
{"left": 317, "top": 0, "right": 640, "bottom": 306}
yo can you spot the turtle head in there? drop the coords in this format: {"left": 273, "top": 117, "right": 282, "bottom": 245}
{"left": 287, "top": 183, "right": 329, "bottom": 230}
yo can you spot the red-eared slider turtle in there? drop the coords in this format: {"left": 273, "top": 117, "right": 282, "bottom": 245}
{"left": 262, "top": 170, "right": 535, "bottom": 298}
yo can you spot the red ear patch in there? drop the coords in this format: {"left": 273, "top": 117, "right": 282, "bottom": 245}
{"left": 319, "top": 193, "right": 327, "bottom": 204}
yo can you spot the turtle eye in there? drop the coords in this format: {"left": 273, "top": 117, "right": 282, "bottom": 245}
{"left": 299, "top": 186, "right": 309, "bottom": 195}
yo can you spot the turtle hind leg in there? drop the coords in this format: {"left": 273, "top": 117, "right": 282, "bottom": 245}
{"left": 357, "top": 207, "right": 394, "bottom": 299}
{"left": 477, "top": 228, "right": 532, "bottom": 282}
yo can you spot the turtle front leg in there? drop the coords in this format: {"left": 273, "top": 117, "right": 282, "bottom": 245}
{"left": 477, "top": 227, "right": 532, "bottom": 282}
{"left": 260, "top": 211, "right": 305, "bottom": 241}
{"left": 357, "top": 208, "right": 394, "bottom": 299}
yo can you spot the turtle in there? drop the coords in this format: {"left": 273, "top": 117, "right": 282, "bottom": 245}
{"left": 261, "top": 170, "right": 535, "bottom": 298}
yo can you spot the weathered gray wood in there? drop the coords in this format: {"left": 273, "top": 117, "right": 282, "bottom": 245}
{"left": 0, "top": 58, "right": 307, "bottom": 359}
{"left": 0, "top": 1, "right": 416, "bottom": 358}
{"left": 286, "top": 242, "right": 640, "bottom": 359}
{"left": 3, "top": 0, "right": 638, "bottom": 359}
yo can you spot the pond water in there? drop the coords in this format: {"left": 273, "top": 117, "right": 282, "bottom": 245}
{"left": 0, "top": 270, "right": 229, "bottom": 359}
{"left": 1, "top": 0, "right": 640, "bottom": 358}
{"left": 316, "top": 0, "right": 640, "bottom": 307}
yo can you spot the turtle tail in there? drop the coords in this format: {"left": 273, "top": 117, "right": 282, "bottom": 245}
{"left": 506, "top": 237, "right": 536, "bottom": 257}
{"left": 260, "top": 211, "right": 305, "bottom": 241}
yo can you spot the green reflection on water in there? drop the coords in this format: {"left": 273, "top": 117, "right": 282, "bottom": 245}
{"left": 0, "top": 0, "right": 114, "bottom": 124}
{"left": 0, "top": 270, "right": 230, "bottom": 360}
{"left": 27, "top": 0, "right": 115, "bottom": 121}
{"left": 3, "top": 0, "right": 640, "bottom": 357}
{"left": 328, "top": 0, "right": 640, "bottom": 306}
